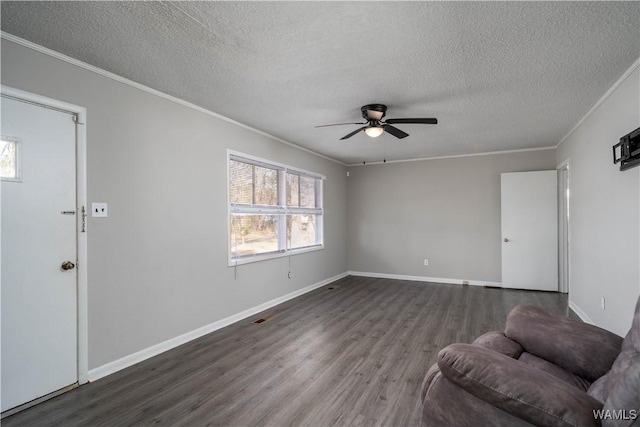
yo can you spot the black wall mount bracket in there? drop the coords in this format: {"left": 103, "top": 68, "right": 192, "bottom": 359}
{"left": 613, "top": 126, "right": 640, "bottom": 171}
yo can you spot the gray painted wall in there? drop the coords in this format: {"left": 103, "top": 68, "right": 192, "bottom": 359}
{"left": 3, "top": 35, "right": 638, "bottom": 374}
{"left": 557, "top": 65, "right": 640, "bottom": 336}
{"left": 346, "top": 150, "right": 557, "bottom": 283}
{"left": 1, "top": 40, "right": 348, "bottom": 369}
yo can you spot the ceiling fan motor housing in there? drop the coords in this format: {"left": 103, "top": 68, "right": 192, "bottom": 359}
{"left": 361, "top": 104, "right": 387, "bottom": 121}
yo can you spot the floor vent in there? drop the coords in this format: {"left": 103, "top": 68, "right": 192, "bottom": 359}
{"left": 253, "top": 313, "right": 275, "bottom": 324}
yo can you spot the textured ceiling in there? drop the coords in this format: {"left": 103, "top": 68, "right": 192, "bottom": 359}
{"left": 2, "top": 1, "right": 639, "bottom": 164}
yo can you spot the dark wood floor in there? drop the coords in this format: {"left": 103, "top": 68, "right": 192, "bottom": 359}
{"left": 3, "top": 276, "right": 569, "bottom": 427}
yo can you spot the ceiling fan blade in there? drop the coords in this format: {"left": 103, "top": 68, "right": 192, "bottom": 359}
{"left": 315, "top": 122, "right": 366, "bottom": 128}
{"left": 383, "top": 124, "right": 409, "bottom": 139}
{"left": 340, "top": 126, "right": 368, "bottom": 140}
{"left": 385, "top": 118, "right": 438, "bottom": 125}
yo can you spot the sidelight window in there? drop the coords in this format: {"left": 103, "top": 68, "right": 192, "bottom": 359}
{"left": 0, "top": 138, "right": 21, "bottom": 181}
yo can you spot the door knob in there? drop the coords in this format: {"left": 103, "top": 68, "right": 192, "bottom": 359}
{"left": 503, "top": 238, "right": 509, "bottom": 242}
{"left": 61, "top": 261, "right": 75, "bottom": 271}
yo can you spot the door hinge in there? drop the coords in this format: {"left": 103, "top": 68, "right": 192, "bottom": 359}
{"left": 72, "top": 114, "right": 78, "bottom": 123}
{"left": 80, "top": 205, "right": 87, "bottom": 232}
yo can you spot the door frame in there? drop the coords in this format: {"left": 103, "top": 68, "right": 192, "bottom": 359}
{"left": 557, "top": 158, "right": 571, "bottom": 295}
{"left": 1, "top": 85, "right": 88, "bottom": 385}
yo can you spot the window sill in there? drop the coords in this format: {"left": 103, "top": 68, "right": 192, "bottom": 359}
{"left": 228, "top": 244, "right": 324, "bottom": 267}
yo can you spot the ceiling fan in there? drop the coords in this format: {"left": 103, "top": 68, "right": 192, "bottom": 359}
{"left": 315, "top": 104, "right": 437, "bottom": 140}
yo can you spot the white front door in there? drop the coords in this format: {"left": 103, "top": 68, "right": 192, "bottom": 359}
{"left": 1, "top": 95, "right": 78, "bottom": 412}
{"left": 501, "top": 171, "right": 558, "bottom": 291}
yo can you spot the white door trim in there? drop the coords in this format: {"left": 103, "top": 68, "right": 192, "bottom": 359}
{"left": 1, "top": 85, "right": 88, "bottom": 385}
{"left": 557, "top": 159, "right": 571, "bottom": 295}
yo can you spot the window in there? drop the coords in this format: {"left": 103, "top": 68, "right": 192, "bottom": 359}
{"left": 1, "top": 138, "right": 21, "bottom": 182}
{"left": 228, "top": 152, "right": 323, "bottom": 264}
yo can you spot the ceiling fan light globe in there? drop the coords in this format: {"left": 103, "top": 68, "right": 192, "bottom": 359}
{"left": 364, "top": 126, "right": 384, "bottom": 138}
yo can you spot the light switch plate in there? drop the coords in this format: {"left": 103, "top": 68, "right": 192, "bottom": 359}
{"left": 92, "top": 202, "right": 108, "bottom": 218}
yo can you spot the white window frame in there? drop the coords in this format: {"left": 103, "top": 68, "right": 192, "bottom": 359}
{"left": 227, "top": 150, "right": 324, "bottom": 266}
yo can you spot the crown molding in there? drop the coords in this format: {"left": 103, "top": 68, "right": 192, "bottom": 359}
{"left": 556, "top": 57, "right": 640, "bottom": 149}
{"left": 1, "top": 32, "right": 347, "bottom": 167}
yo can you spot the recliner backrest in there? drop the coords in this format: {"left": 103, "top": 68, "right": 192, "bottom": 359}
{"left": 598, "top": 296, "right": 640, "bottom": 427}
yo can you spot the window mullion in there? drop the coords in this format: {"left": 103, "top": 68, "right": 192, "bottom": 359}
{"left": 316, "top": 178, "right": 321, "bottom": 209}
{"left": 278, "top": 169, "right": 287, "bottom": 252}
{"left": 231, "top": 205, "right": 283, "bottom": 214}
{"left": 316, "top": 178, "right": 322, "bottom": 245}
{"left": 297, "top": 174, "right": 301, "bottom": 209}
{"left": 251, "top": 165, "right": 256, "bottom": 205}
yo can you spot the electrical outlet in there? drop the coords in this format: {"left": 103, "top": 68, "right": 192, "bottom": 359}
{"left": 288, "top": 271, "right": 291, "bottom": 279}
{"left": 601, "top": 297, "right": 606, "bottom": 310}
{"left": 424, "top": 259, "right": 429, "bottom": 266}
{"left": 92, "top": 202, "right": 108, "bottom": 218}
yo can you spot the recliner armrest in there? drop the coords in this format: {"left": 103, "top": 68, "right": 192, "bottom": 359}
{"left": 438, "top": 343, "right": 603, "bottom": 427}
{"left": 505, "top": 305, "right": 623, "bottom": 381}
{"left": 473, "top": 331, "right": 524, "bottom": 359}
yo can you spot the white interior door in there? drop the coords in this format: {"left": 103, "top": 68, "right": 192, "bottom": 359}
{"left": 501, "top": 171, "right": 558, "bottom": 291}
{"left": 1, "top": 96, "right": 78, "bottom": 412}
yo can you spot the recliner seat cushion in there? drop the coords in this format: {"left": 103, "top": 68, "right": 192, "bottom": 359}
{"left": 518, "top": 352, "right": 591, "bottom": 392}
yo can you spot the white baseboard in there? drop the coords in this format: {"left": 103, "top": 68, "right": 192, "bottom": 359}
{"left": 348, "top": 271, "right": 502, "bottom": 287}
{"left": 568, "top": 300, "right": 595, "bottom": 325}
{"left": 88, "top": 271, "right": 349, "bottom": 382}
